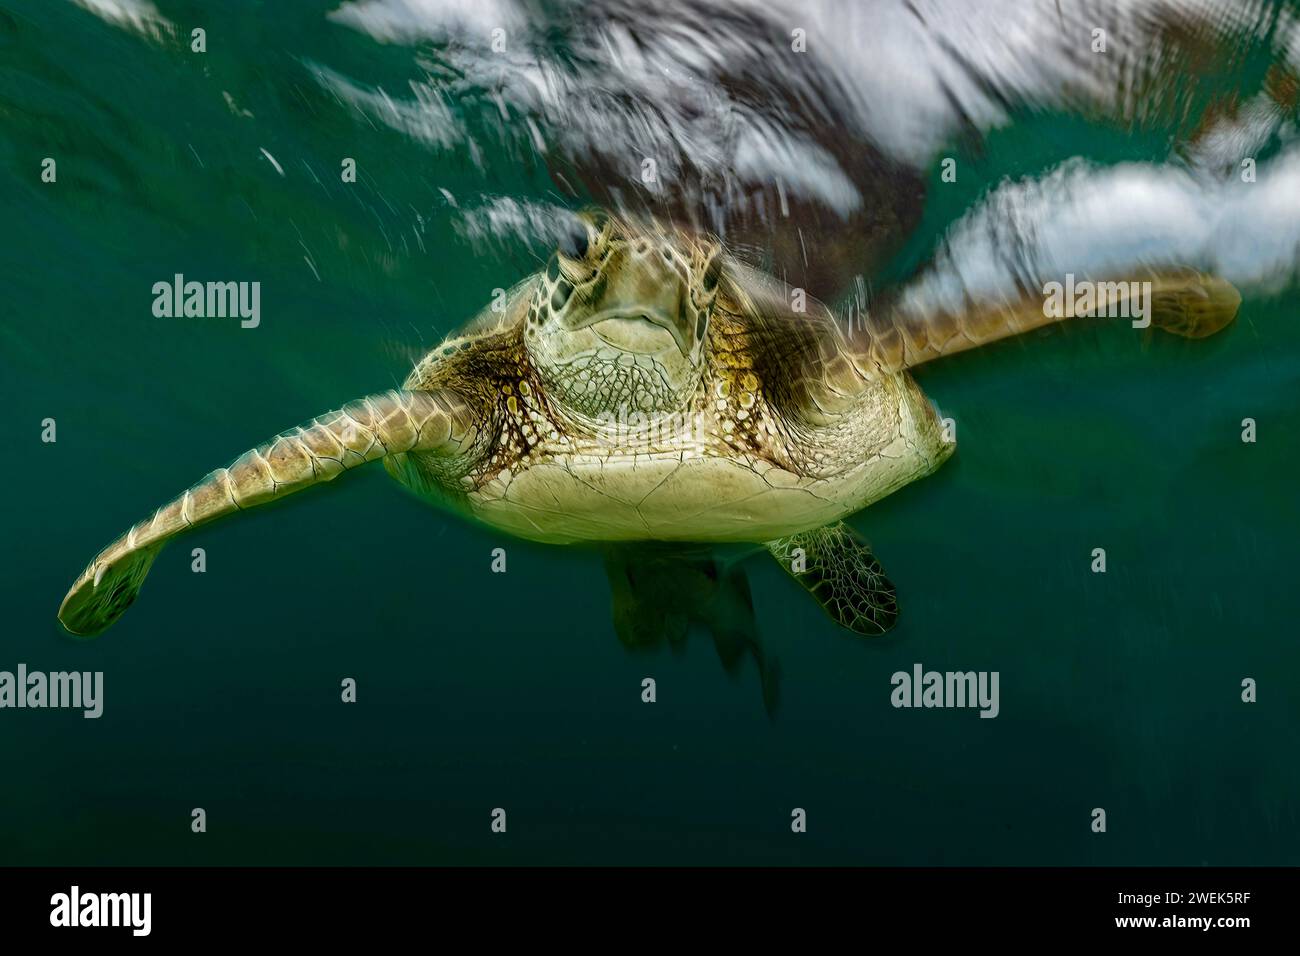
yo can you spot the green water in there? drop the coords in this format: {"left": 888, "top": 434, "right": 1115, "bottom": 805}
{"left": 1, "top": 1, "right": 1297, "bottom": 865}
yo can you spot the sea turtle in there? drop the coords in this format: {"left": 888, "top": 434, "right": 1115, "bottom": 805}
{"left": 58, "top": 209, "right": 1239, "bottom": 639}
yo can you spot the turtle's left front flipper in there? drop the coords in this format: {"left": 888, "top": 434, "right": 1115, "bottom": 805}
{"left": 767, "top": 522, "right": 899, "bottom": 636}
{"left": 857, "top": 267, "right": 1240, "bottom": 373}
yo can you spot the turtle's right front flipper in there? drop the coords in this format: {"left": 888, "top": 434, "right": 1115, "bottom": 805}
{"left": 58, "top": 388, "right": 476, "bottom": 637}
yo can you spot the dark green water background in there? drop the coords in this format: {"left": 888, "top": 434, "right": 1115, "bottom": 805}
{"left": 1, "top": 1, "right": 1297, "bottom": 865}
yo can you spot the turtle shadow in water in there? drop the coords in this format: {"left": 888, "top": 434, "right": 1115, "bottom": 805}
{"left": 601, "top": 543, "right": 780, "bottom": 716}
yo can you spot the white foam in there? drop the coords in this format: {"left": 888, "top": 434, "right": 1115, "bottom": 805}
{"left": 900, "top": 147, "right": 1300, "bottom": 319}
{"left": 70, "top": 0, "right": 171, "bottom": 41}
{"left": 328, "top": 0, "right": 524, "bottom": 43}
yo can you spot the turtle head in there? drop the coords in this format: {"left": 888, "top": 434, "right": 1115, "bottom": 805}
{"left": 523, "top": 210, "right": 723, "bottom": 417}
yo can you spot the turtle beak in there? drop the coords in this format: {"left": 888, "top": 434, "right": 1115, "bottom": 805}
{"left": 581, "top": 306, "right": 699, "bottom": 360}
{"left": 564, "top": 240, "right": 708, "bottom": 361}
{"left": 642, "top": 306, "right": 700, "bottom": 361}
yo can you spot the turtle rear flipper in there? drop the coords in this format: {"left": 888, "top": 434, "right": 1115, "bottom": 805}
{"left": 603, "top": 546, "right": 780, "bottom": 713}
{"left": 767, "top": 522, "right": 899, "bottom": 636}
{"left": 58, "top": 389, "right": 474, "bottom": 637}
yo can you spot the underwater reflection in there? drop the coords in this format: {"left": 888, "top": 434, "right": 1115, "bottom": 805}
{"left": 317, "top": 0, "right": 1300, "bottom": 300}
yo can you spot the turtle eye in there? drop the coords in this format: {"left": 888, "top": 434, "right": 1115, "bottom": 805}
{"left": 702, "top": 255, "right": 722, "bottom": 293}
{"left": 558, "top": 221, "right": 590, "bottom": 261}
